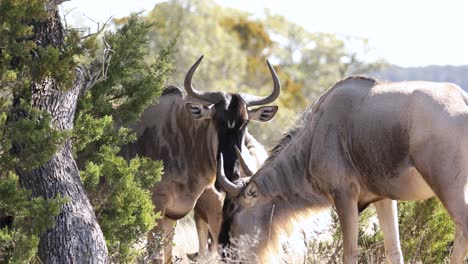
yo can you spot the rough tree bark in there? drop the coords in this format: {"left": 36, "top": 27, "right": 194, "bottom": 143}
{"left": 13, "top": 4, "right": 109, "bottom": 263}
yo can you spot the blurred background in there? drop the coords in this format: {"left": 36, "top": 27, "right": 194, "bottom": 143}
{"left": 62, "top": 0, "right": 468, "bottom": 147}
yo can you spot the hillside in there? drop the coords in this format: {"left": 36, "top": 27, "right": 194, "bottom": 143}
{"left": 369, "top": 65, "right": 468, "bottom": 91}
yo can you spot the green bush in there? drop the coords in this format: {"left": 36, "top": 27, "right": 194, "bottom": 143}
{"left": 399, "top": 198, "right": 454, "bottom": 263}
{"left": 1, "top": 1, "right": 173, "bottom": 261}
{"left": 81, "top": 146, "right": 162, "bottom": 261}
{"left": 0, "top": 172, "right": 65, "bottom": 263}
{"left": 305, "top": 199, "right": 456, "bottom": 263}
{"left": 72, "top": 14, "right": 174, "bottom": 262}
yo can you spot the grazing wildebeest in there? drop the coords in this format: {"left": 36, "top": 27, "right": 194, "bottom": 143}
{"left": 124, "top": 56, "right": 280, "bottom": 263}
{"left": 189, "top": 133, "right": 268, "bottom": 260}
{"left": 218, "top": 76, "right": 468, "bottom": 263}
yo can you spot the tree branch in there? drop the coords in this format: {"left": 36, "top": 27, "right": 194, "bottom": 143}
{"left": 80, "top": 15, "right": 114, "bottom": 40}
{"left": 60, "top": 6, "right": 77, "bottom": 30}
{"left": 80, "top": 36, "right": 114, "bottom": 94}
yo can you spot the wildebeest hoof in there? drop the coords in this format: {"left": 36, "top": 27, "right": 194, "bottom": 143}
{"left": 186, "top": 252, "right": 199, "bottom": 262}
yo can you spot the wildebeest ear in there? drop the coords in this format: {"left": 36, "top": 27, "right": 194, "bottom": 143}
{"left": 248, "top": 106, "right": 278, "bottom": 122}
{"left": 244, "top": 181, "right": 259, "bottom": 199}
{"left": 185, "top": 103, "right": 214, "bottom": 120}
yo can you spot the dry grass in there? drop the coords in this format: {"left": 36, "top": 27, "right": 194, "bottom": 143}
{"left": 171, "top": 216, "right": 260, "bottom": 263}
{"left": 139, "top": 209, "right": 468, "bottom": 263}
{"left": 170, "top": 210, "right": 334, "bottom": 264}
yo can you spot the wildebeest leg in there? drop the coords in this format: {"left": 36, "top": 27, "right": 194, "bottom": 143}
{"left": 203, "top": 186, "right": 223, "bottom": 254}
{"left": 333, "top": 188, "right": 359, "bottom": 264}
{"left": 147, "top": 216, "right": 176, "bottom": 264}
{"left": 434, "top": 187, "right": 468, "bottom": 264}
{"left": 374, "top": 199, "right": 404, "bottom": 264}
{"left": 411, "top": 144, "right": 468, "bottom": 263}
{"left": 188, "top": 210, "right": 208, "bottom": 260}
{"left": 452, "top": 227, "right": 468, "bottom": 264}
{"left": 191, "top": 185, "right": 223, "bottom": 260}
{"left": 433, "top": 185, "right": 468, "bottom": 263}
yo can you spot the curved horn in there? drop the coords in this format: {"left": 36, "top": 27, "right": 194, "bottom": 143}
{"left": 240, "top": 59, "right": 281, "bottom": 106}
{"left": 184, "top": 55, "right": 223, "bottom": 104}
{"left": 218, "top": 154, "right": 244, "bottom": 196}
{"left": 235, "top": 146, "right": 255, "bottom": 177}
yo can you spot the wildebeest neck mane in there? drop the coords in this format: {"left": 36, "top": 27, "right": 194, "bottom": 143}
{"left": 252, "top": 76, "right": 379, "bottom": 198}
{"left": 258, "top": 76, "right": 379, "bottom": 166}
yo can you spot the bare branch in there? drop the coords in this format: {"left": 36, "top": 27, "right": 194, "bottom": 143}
{"left": 60, "top": 5, "right": 77, "bottom": 30}
{"left": 81, "top": 35, "right": 114, "bottom": 94}
{"left": 63, "top": 6, "right": 76, "bottom": 17}
{"left": 80, "top": 15, "right": 114, "bottom": 40}
{"left": 82, "top": 13, "right": 99, "bottom": 25}
{"left": 101, "top": 38, "right": 112, "bottom": 77}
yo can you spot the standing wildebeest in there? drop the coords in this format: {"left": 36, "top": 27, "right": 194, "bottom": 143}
{"left": 218, "top": 76, "right": 468, "bottom": 263}
{"left": 125, "top": 56, "right": 280, "bottom": 263}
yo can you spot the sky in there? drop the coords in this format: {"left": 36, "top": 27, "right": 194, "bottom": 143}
{"left": 62, "top": 0, "right": 468, "bottom": 67}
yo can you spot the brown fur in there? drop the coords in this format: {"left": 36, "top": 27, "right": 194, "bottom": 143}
{"left": 125, "top": 84, "right": 277, "bottom": 263}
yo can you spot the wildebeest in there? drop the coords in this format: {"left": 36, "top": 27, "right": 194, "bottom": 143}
{"left": 218, "top": 76, "right": 468, "bottom": 263}
{"left": 189, "top": 132, "right": 268, "bottom": 260}
{"left": 124, "top": 56, "right": 280, "bottom": 263}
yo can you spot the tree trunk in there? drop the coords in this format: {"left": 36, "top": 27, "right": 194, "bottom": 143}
{"left": 13, "top": 6, "right": 108, "bottom": 264}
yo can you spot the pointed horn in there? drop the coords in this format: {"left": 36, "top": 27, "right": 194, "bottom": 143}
{"left": 235, "top": 146, "right": 255, "bottom": 177}
{"left": 184, "top": 55, "right": 223, "bottom": 105}
{"left": 218, "top": 154, "right": 244, "bottom": 196}
{"left": 240, "top": 59, "right": 281, "bottom": 106}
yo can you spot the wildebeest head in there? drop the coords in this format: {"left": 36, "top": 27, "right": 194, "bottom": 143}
{"left": 184, "top": 55, "right": 280, "bottom": 186}
{"left": 216, "top": 153, "right": 270, "bottom": 252}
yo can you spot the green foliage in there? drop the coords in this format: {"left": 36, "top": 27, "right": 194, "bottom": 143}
{"left": 80, "top": 146, "right": 162, "bottom": 261}
{"left": 0, "top": 172, "right": 65, "bottom": 263}
{"left": 0, "top": 0, "right": 60, "bottom": 171}
{"left": 0, "top": 0, "right": 46, "bottom": 92}
{"left": 306, "top": 200, "right": 455, "bottom": 263}
{"left": 0, "top": 0, "right": 96, "bottom": 172}
{"left": 73, "top": 111, "right": 113, "bottom": 153}
{"left": 221, "top": 15, "right": 273, "bottom": 88}
{"left": 0, "top": 1, "right": 78, "bottom": 261}
{"left": 265, "top": 12, "right": 385, "bottom": 103}
{"left": 81, "top": 13, "right": 174, "bottom": 123}
{"left": 399, "top": 198, "right": 454, "bottom": 263}
{"left": 1, "top": 2, "right": 172, "bottom": 262}
{"left": 0, "top": 0, "right": 96, "bottom": 91}
{"left": 73, "top": 14, "right": 173, "bottom": 262}
{"left": 0, "top": 98, "right": 68, "bottom": 175}
{"left": 145, "top": 1, "right": 382, "bottom": 148}
{"left": 146, "top": 0, "right": 247, "bottom": 90}
{"left": 223, "top": 16, "right": 272, "bottom": 53}
{"left": 356, "top": 209, "right": 385, "bottom": 263}
{"left": 8, "top": 102, "right": 67, "bottom": 170}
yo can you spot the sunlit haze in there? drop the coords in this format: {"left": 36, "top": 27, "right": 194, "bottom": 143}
{"left": 62, "top": 0, "right": 468, "bottom": 67}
